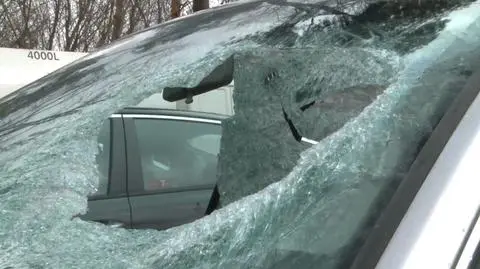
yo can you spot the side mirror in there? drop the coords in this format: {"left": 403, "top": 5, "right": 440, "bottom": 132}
{"left": 162, "top": 56, "right": 234, "bottom": 102}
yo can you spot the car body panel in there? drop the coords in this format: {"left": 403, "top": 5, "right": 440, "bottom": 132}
{"left": 348, "top": 62, "right": 480, "bottom": 269}
{"left": 82, "top": 197, "right": 132, "bottom": 228}
{"left": 455, "top": 209, "right": 480, "bottom": 269}
{"left": 128, "top": 188, "right": 217, "bottom": 230}
{"left": 374, "top": 66, "right": 480, "bottom": 269}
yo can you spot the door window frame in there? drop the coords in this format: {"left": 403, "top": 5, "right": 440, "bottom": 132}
{"left": 88, "top": 115, "right": 128, "bottom": 200}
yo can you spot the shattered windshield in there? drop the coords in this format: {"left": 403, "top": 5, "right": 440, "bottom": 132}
{"left": 1, "top": 0, "right": 480, "bottom": 268}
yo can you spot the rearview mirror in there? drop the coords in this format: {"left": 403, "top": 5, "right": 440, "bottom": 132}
{"left": 163, "top": 56, "right": 234, "bottom": 103}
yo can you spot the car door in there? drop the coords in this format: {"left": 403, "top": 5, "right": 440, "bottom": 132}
{"left": 81, "top": 116, "right": 132, "bottom": 228}
{"left": 122, "top": 113, "right": 222, "bottom": 230}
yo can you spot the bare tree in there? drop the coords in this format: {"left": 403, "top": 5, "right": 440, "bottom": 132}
{"left": 170, "top": 0, "right": 181, "bottom": 18}
{"left": 47, "top": 0, "right": 62, "bottom": 50}
{"left": 112, "top": 0, "right": 126, "bottom": 40}
{"left": 0, "top": 0, "right": 222, "bottom": 52}
{"left": 192, "top": 0, "right": 209, "bottom": 12}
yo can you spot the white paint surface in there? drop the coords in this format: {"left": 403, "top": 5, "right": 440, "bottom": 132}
{"left": 0, "top": 47, "right": 87, "bottom": 99}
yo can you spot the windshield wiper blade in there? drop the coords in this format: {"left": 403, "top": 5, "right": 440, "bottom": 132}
{"left": 281, "top": 106, "right": 318, "bottom": 145}
{"left": 264, "top": 68, "right": 319, "bottom": 146}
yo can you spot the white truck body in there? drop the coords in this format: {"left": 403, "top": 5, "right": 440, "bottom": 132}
{"left": 137, "top": 85, "right": 235, "bottom": 116}
{"left": 0, "top": 48, "right": 88, "bottom": 99}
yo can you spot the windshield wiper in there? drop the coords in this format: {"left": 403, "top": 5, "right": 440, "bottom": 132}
{"left": 264, "top": 68, "right": 319, "bottom": 146}
{"left": 281, "top": 106, "right": 318, "bottom": 145}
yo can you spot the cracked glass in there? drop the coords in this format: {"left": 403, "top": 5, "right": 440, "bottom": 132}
{"left": 1, "top": 1, "right": 480, "bottom": 269}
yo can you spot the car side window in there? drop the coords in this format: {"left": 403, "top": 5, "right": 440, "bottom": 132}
{"left": 132, "top": 118, "right": 222, "bottom": 191}
{"left": 94, "top": 118, "right": 112, "bottom": 195}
